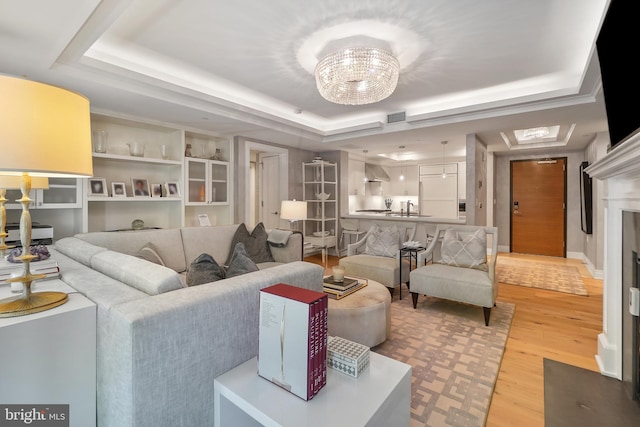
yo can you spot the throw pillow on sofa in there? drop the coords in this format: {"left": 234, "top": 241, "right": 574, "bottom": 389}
{"left": 186, "top": 253, "right": 226, "bottom": 286}
{"left": 226, "top": 242, "right": 259, "bottom": 278}
{"left": 225, "top": 222, "right": 274, "bottom": 265}
{"left": 137, "top": 242, "right": 166, "bottom": 266}
{"left": 187, "top": 243, "right": 259, "bottom": 286}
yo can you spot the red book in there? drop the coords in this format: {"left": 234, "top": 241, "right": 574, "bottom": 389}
{"left": 258, "top": 283, "right": 327, "bottom": 400}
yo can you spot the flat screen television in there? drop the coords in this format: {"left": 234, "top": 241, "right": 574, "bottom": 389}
{"left": 596, "top": 0, "right": 640, "bottom": 151}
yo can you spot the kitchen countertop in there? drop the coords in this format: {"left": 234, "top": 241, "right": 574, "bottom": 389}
{"left": 343, "top": 213, "right": 465, "bottom": 224}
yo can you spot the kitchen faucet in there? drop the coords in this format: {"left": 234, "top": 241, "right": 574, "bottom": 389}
{"left": 406, "top": 200, "right": 414, "bottom": 216}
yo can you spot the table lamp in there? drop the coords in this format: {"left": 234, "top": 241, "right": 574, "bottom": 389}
{"left": 0, "top": 176, "right": 49, "bottom": 257}
{"left": 0, "top": 75, "right": 93, "bottom": 318}
{"left": 280, "top": 200, "right": 307, "bottom": 231}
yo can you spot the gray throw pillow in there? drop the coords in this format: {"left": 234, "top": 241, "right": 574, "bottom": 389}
{"left": 186, "top": 253, "right": 225, "bottom": 286}
{"left": 226, "top": 242, "right": 259, "bottom": 278}
{"left": 225, "top": 222, "right": 274, "bottom": 265}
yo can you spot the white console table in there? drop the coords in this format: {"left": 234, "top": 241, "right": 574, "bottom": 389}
{"left": 214, "top": 352, "right": 411, "bottom": 427}
{"left": 0, "top": 279, "right": 97, "bottom": 427}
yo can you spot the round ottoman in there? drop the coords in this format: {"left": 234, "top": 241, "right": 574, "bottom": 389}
{"left": 327, "top": 280, "right": 391, "bottom": 348}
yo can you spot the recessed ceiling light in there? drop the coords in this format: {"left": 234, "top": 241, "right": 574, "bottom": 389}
{"left": 514, "top": 125, "right": 560, "bottom": 144}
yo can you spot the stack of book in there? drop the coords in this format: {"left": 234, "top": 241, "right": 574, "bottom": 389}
{"left": 323, "top": 276, "right": 367, "bottom": 299}
{"left": 258, "top": 283, "right": 328, "bottom": 400}
{"left": 0, "top": 258, "right": 60, "bottom": 286}
{"left": 326, "top": 336, "right": 370, "bottom": 378}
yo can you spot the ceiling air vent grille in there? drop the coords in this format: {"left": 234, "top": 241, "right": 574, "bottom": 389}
{"left": 387, "top": 112, "right": 406, "bottom": 124}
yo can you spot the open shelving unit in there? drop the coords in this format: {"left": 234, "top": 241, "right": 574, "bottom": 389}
{"left": 302, "top": 161, "right": 338, "bottom": 258}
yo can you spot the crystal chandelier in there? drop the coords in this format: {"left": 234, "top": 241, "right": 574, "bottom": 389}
{"left": 315, "top": 47, "right": 400, "bottom": 105}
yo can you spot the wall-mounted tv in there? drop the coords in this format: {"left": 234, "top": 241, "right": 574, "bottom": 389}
{"left": 596, "top": 0, "right": 640, "bottom": 151}
{"left": 580, "top": 161, "right": 593, "bottom": 235}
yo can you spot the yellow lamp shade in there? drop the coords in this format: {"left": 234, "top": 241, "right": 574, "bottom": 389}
{"left": 0, "top": 75, "right": 93, "bottom": 178}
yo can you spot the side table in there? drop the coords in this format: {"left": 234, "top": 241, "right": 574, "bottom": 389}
{"left": 398, "top": 246, "right": 425, "bottom": 300}
{"left": 0, "top": 279, "right": 97, "bottom": 427}
{"left": 214, "top": 352, "right": 411, "bottom": 427}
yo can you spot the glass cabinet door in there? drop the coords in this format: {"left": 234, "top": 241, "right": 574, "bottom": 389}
{"left": 209, "top": 160, "right": 228, "bottom": 204}
{"left": 185, "top": 158, "right": 208, "bottom": 205}
{"left": 37, "top": 178, "right": 82, "bottom": 209}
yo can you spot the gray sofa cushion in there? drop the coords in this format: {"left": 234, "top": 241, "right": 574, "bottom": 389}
{"left": 180, "top": 225, "right": 239, "bottom": 268}
{"left": 225, "top": 222, "right": 274, "bottom": 265}
{"left": 54, "top": 236, "right": 108, "bottom": 267}
{"left": 91, "top": 250, "right": 186, "bottom": 295}
{"left": 75, "top": 229, "right": 187, "bottom": 273}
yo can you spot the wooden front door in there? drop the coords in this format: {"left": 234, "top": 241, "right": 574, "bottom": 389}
{"left": 510, "top": 158, "right": 567, "bottom": 257}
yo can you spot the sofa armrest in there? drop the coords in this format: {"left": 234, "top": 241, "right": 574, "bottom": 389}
{"left": 269, "top": 232, "right": 303, "bottom": 262}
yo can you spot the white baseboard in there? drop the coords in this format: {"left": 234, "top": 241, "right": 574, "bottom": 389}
{"left": 581, "top": 254, "right": 604, "bottom": 279}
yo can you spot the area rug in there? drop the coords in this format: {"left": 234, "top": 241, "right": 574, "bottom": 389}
{"left": 374, "top": 296, "right": 515, "bottom": 427}
{"left": 496, "top": 257, "right": 588, "bottom": 296}
{"left": 544, "top": 358, "right": 640, "bottom": 427}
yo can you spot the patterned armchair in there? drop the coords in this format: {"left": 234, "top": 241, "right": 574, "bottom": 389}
{"left": 338, "top": 222, "right": 416, "bottom": 297}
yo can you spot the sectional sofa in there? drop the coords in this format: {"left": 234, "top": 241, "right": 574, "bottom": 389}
{"left": 49, "top": 224, "right": 324, "bottom": 427}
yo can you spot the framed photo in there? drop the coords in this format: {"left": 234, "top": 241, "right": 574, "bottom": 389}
{"left": 151, "top": 183, "right": 163, "bottom": 197}
{"left": 165, "top": 181, "right": 180, "bottom": 197}
{"left": 111, "top": 182, "right": 127, "bottom": 197}
{"left": 131, "top": 178, "right": 150, "bottom": 197}
{"left": 88, "top": 178, "right": 108, "bottom": 196}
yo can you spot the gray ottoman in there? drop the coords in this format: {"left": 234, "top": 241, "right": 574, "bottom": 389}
{"left": 327, "top": 280, "right": 391, "bottom": 348}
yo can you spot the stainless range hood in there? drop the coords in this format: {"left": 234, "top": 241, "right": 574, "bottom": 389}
{"left": 364, "top": 163, "right": 390, "bottom": 182}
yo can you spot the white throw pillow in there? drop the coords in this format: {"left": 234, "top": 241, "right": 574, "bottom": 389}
{"left": 440, "top": 228, "right": 488, "bottom": 270}
{"left": 365, "top": 225, "right": 400, "bottom": 258}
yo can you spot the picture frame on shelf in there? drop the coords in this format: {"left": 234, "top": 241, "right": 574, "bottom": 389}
{"left": 165, "top": 181, "right": 180, "bottom": 197}
{"left": 111, "top": 182, "right": 127, "bottom": 197}
{"left": 88, "top": 178, "right": 108, "bottom": 196}
{"left": 151, "top": 183, "right": 163, "bottom": 197}
{"left": 131, "top": 178, "right": 150, "bottom": 197}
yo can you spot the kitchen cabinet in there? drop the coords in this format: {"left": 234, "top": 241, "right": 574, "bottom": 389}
{"left": 458, "top": 162, "right": 466, "bottom": 201}
{"left": 348, "top": 158, "right": 365, "bottom": 196}
{"left": 419, "top": 163, "right": 458, "bottom": 219}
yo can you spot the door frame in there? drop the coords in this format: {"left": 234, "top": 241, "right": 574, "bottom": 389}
{"left": 509, "top": 157, "right": 567, "bottom": 257}
{"left": 258, "top": 153, "right": 283, "bottom": 229}
{"left": 243, "top": 141, "right": 288, "bottom": 226}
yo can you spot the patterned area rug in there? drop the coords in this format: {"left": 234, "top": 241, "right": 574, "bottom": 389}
{"left": 374, "top": 296, "right": 515, "bottom": 427}
{"left": 496, "top": 257, "right": 588, "bottom": 296}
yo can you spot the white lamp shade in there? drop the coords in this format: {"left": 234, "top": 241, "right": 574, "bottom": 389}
{"left": 280, "top": 200, "right": 307, "bottom": 221}
{"left": 0, "top": 175, "right": 49, "bottom": 189}
{"left": 0, "top": 75, "right": 93, "bottom": 177}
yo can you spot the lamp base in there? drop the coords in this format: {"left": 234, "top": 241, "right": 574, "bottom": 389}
{"left": 0, "top": 291, "right": 68, "bottom": 318}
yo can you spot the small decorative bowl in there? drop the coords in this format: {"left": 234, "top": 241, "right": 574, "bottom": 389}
{"left": 315, "top": 192, "right": 330, "bottom": 200}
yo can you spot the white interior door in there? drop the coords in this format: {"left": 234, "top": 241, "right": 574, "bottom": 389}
{"left": 259, "top": 154, "right": 281, "bottom": 229}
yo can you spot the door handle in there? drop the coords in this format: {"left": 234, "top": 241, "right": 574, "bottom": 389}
{"left": 271, "top": 211, "right": 279, "bottom": 215}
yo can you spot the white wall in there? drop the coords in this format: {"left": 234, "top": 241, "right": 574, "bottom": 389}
{"left": 583, "top": 133, "right": 608, "bottom": 275}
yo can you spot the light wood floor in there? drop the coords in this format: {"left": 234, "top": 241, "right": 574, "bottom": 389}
{"left": 305, "top": 252, "right": 603, "bottom": 427}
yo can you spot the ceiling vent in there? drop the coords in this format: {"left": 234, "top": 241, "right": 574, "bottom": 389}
{"left": 387, "top": 112, "right": 406, "bottom": 124}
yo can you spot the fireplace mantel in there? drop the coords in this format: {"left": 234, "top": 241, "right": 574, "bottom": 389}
{"left": 586, "top": 131, "right": 640, "bottom": 380}
{"left": 586, "top": 132, "right": 640, "bottom": 180}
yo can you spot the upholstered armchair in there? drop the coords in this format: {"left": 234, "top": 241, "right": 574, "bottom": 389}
{"left": 338, "top": 222, "right": 416, "bottom": 297}
{"left": 410, "top": 225, "right": 498, "bottom": 325}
